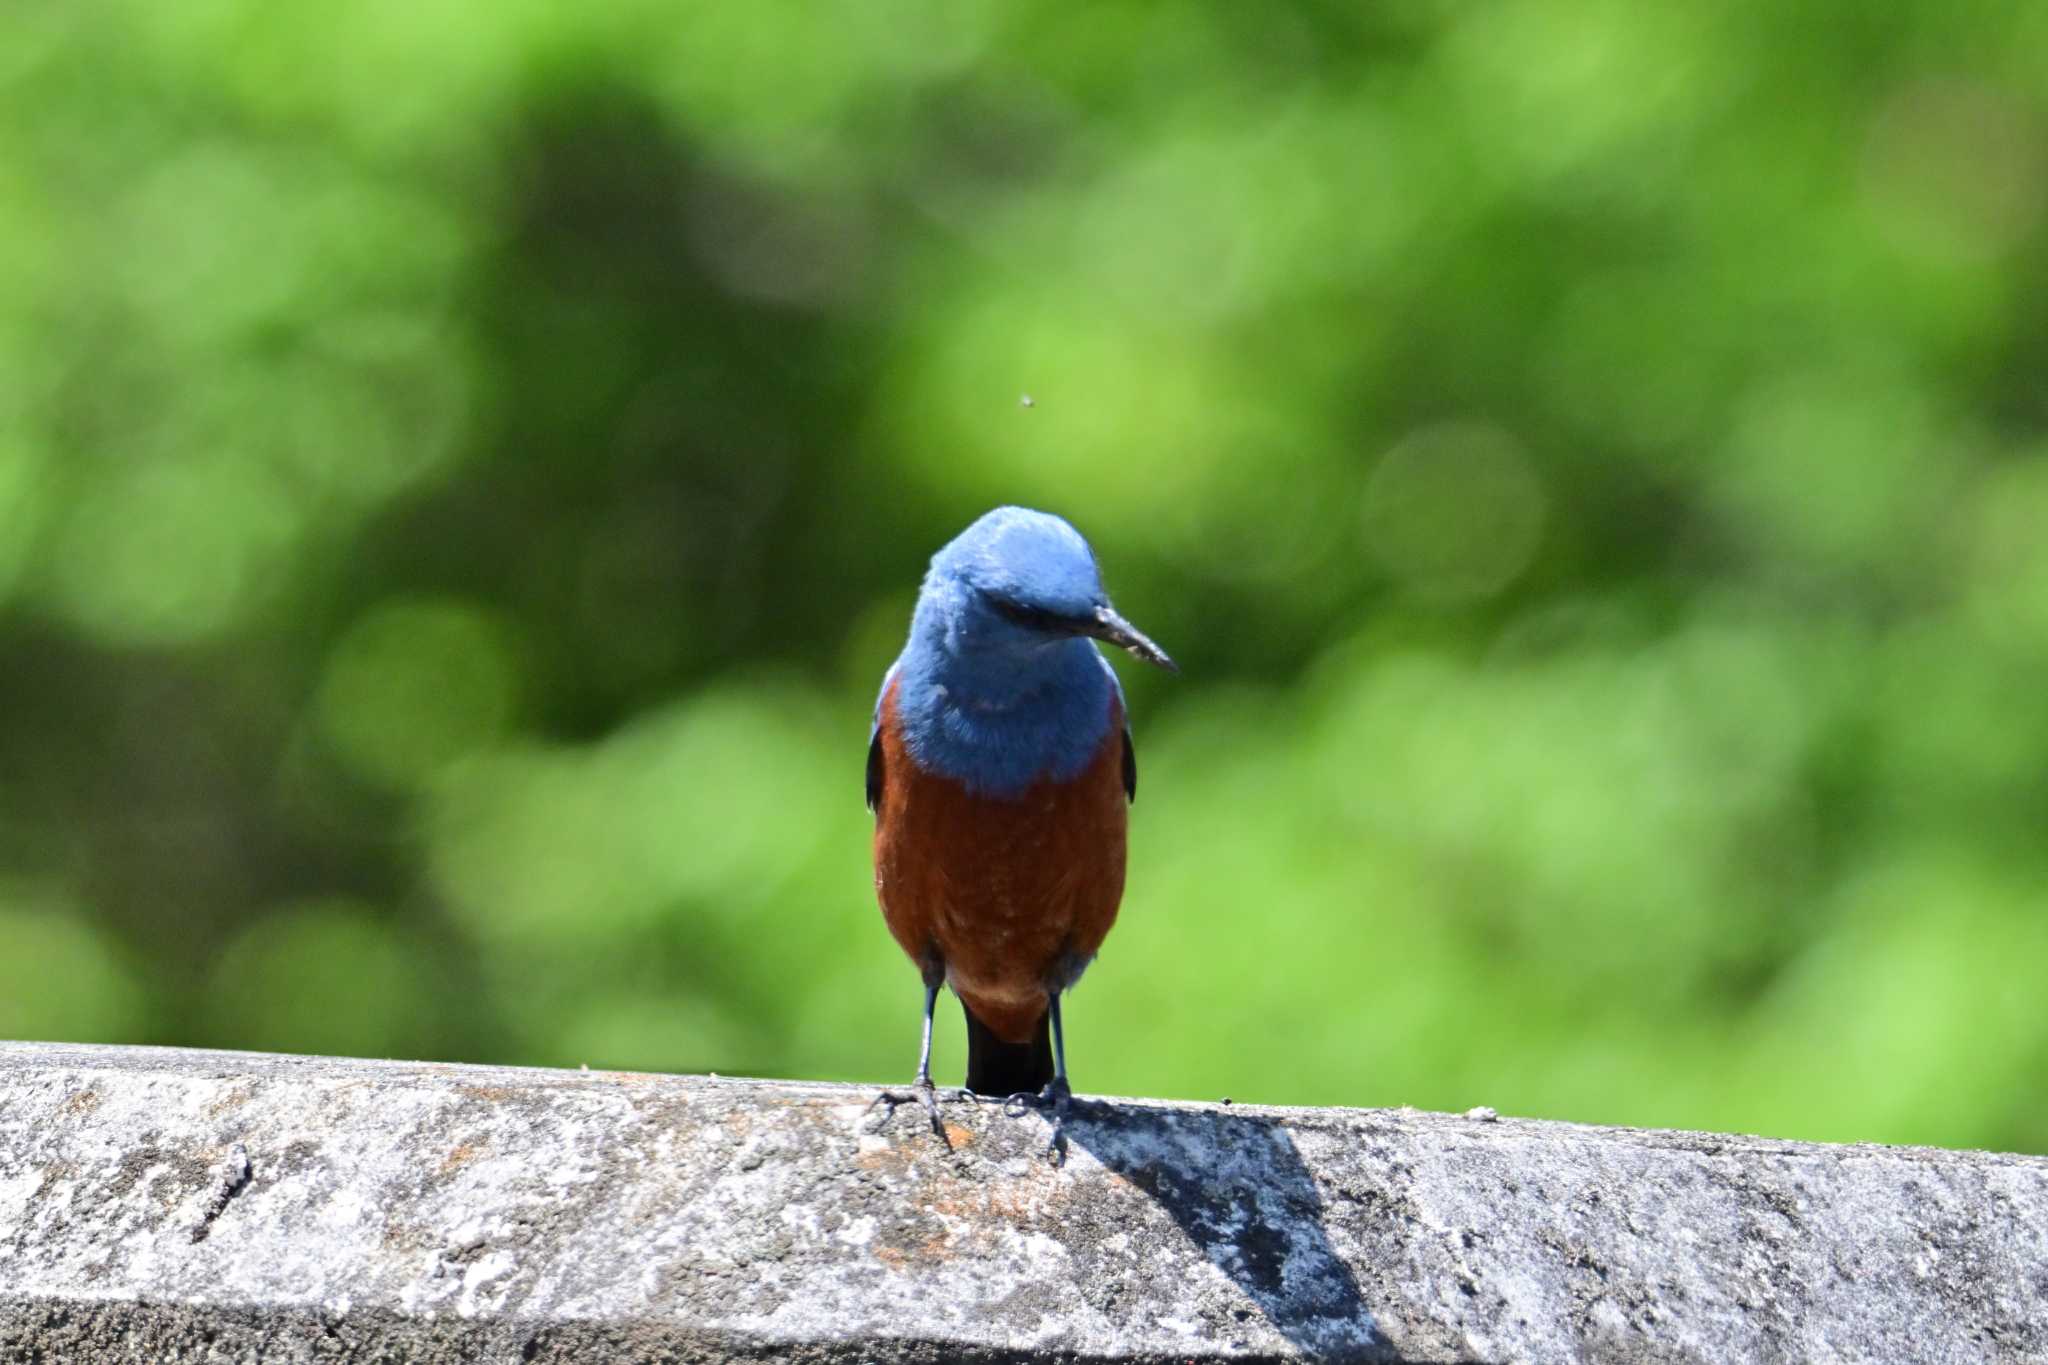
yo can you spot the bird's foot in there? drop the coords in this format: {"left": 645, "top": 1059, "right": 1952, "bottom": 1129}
{"left": 1000, "top": 1077, "right": 1074, "bottom": 1165}
{"left": 998, "top": 1076, "right": 1070, "bottom": 1117}
{"left": 865, "top": 1077, "right": 947, "bottom": 1143}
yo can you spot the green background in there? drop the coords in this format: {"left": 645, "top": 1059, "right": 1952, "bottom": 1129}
{"left": 4, "top": 2, "right": 2046, "bottom": 1152}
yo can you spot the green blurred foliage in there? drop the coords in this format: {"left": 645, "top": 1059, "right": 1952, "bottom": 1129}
{"left": 3, "top": 0, "right": 2046, "bottom": 1151}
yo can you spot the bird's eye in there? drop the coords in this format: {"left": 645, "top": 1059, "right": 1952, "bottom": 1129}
{"left": 989, "top": 596, "right": 1079, "bottom": 633}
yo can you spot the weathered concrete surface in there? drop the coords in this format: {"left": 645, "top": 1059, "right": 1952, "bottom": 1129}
{"left": 0, "top": 1044, "right": 2042, "bottom": 1364}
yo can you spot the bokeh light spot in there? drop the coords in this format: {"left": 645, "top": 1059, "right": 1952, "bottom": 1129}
{"left": 1958, "top": 453, "right": 2048, "bottom": 655}
{"left": 47, "top": 455, "right": 301, "bottom": 647}
{"left": 1715, "top": 369, "right": 1943, "bottom": 570}
{"left": 317, "top": 598, "right": 521, "bottom": 791}
{"left": 1362, "top": 421, "right": 1546, "bottom": 603}
{"left": 1863, "top": 78, "right": 2046, "bottom": 264}
{"left": 0, "top": 439, "right": 51, "bottom": 607}
{"left": 204, "top": 899, "right": 426, "bottom": 1057}
{"left": 1538, "top": 269, "right": 1723, "bottom": 454}
{"left": 427, "top": 685, "right": 841, "bottom": 949}
{"left": 881, "top": 286, "right": 1268, "bottom": 553}
{"left": 0, "top": 891, "right": 145, "bottom": 1042}
{"left": 685, "top": 177, "right": 872, "bottom": 308}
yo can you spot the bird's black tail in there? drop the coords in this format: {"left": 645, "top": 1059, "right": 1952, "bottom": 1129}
{"left": 962, "top": 1002, "right": 1053, "bottom": 1096}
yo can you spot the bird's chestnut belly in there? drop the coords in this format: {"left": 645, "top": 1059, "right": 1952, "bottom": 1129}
{"left": 872, "top": 699, "right": 1128, "bottom": 1038}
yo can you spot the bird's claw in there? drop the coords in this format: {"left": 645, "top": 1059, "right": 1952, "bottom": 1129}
{"left": 866, "top": 1078, "right": 947, "bottom": 1143}
{"left": 1040, "top": 1077, "right": 1074, "bottom": 1164}
{"left": 999, "top": 1078, "right": 1074, "bottom": 1164}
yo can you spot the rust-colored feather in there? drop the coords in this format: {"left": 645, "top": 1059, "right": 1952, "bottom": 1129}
{"left": 872, "top": 678, "right": 1128, "bottom": 1045}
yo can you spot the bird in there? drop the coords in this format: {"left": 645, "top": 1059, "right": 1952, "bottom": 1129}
{"left": 866, "top": 506, "right": 1175, "bottom": 1149}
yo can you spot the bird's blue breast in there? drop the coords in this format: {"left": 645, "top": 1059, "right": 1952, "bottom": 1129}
{"left": 882, "top": 641, "right": 1120, "bottom": 800}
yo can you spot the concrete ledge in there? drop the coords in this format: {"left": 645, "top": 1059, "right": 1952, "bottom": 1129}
{"left": 1, "top": 1043, "right": 2042, "bottom": 1362}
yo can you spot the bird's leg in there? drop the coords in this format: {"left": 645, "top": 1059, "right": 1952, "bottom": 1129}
{"left": 1038, "top": 991, "right": 1074, "bottom": 1160}
{"left": 996, "top": 995, "right": 1078, "bottom": 1160}
{"left": 866, "top": 979, "right": 945, "bottom": 1139}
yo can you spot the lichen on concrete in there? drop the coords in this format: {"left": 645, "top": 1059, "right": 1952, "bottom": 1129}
{"left": 1, "top": 1043, "right": 2043, "bottom": 1363}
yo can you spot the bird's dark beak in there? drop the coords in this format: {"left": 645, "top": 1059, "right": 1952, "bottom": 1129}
{"left": 1086, "top": 604, "right": 1178, "bottom": 672}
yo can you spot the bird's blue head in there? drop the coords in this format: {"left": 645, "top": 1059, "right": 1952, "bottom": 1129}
{"left": 884, "top": 507, "right": 1174, "bottom": 794}
{"left": 912, "top": 507, "right": 1175, "bottom": 677}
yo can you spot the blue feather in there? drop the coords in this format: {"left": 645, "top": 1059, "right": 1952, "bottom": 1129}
{"left": 876, "top": 508, "right": 1126, "bottom": 799}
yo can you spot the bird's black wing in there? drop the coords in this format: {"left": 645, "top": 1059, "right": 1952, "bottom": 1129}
{"left": 867, "top": 662, "right": 897, "bottom": 813}
{"left": 1122, "top": 725, "right": 1137, "bottom": 802}
{"left": 866, "top": 726, "right": 884, "bottom": 812}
